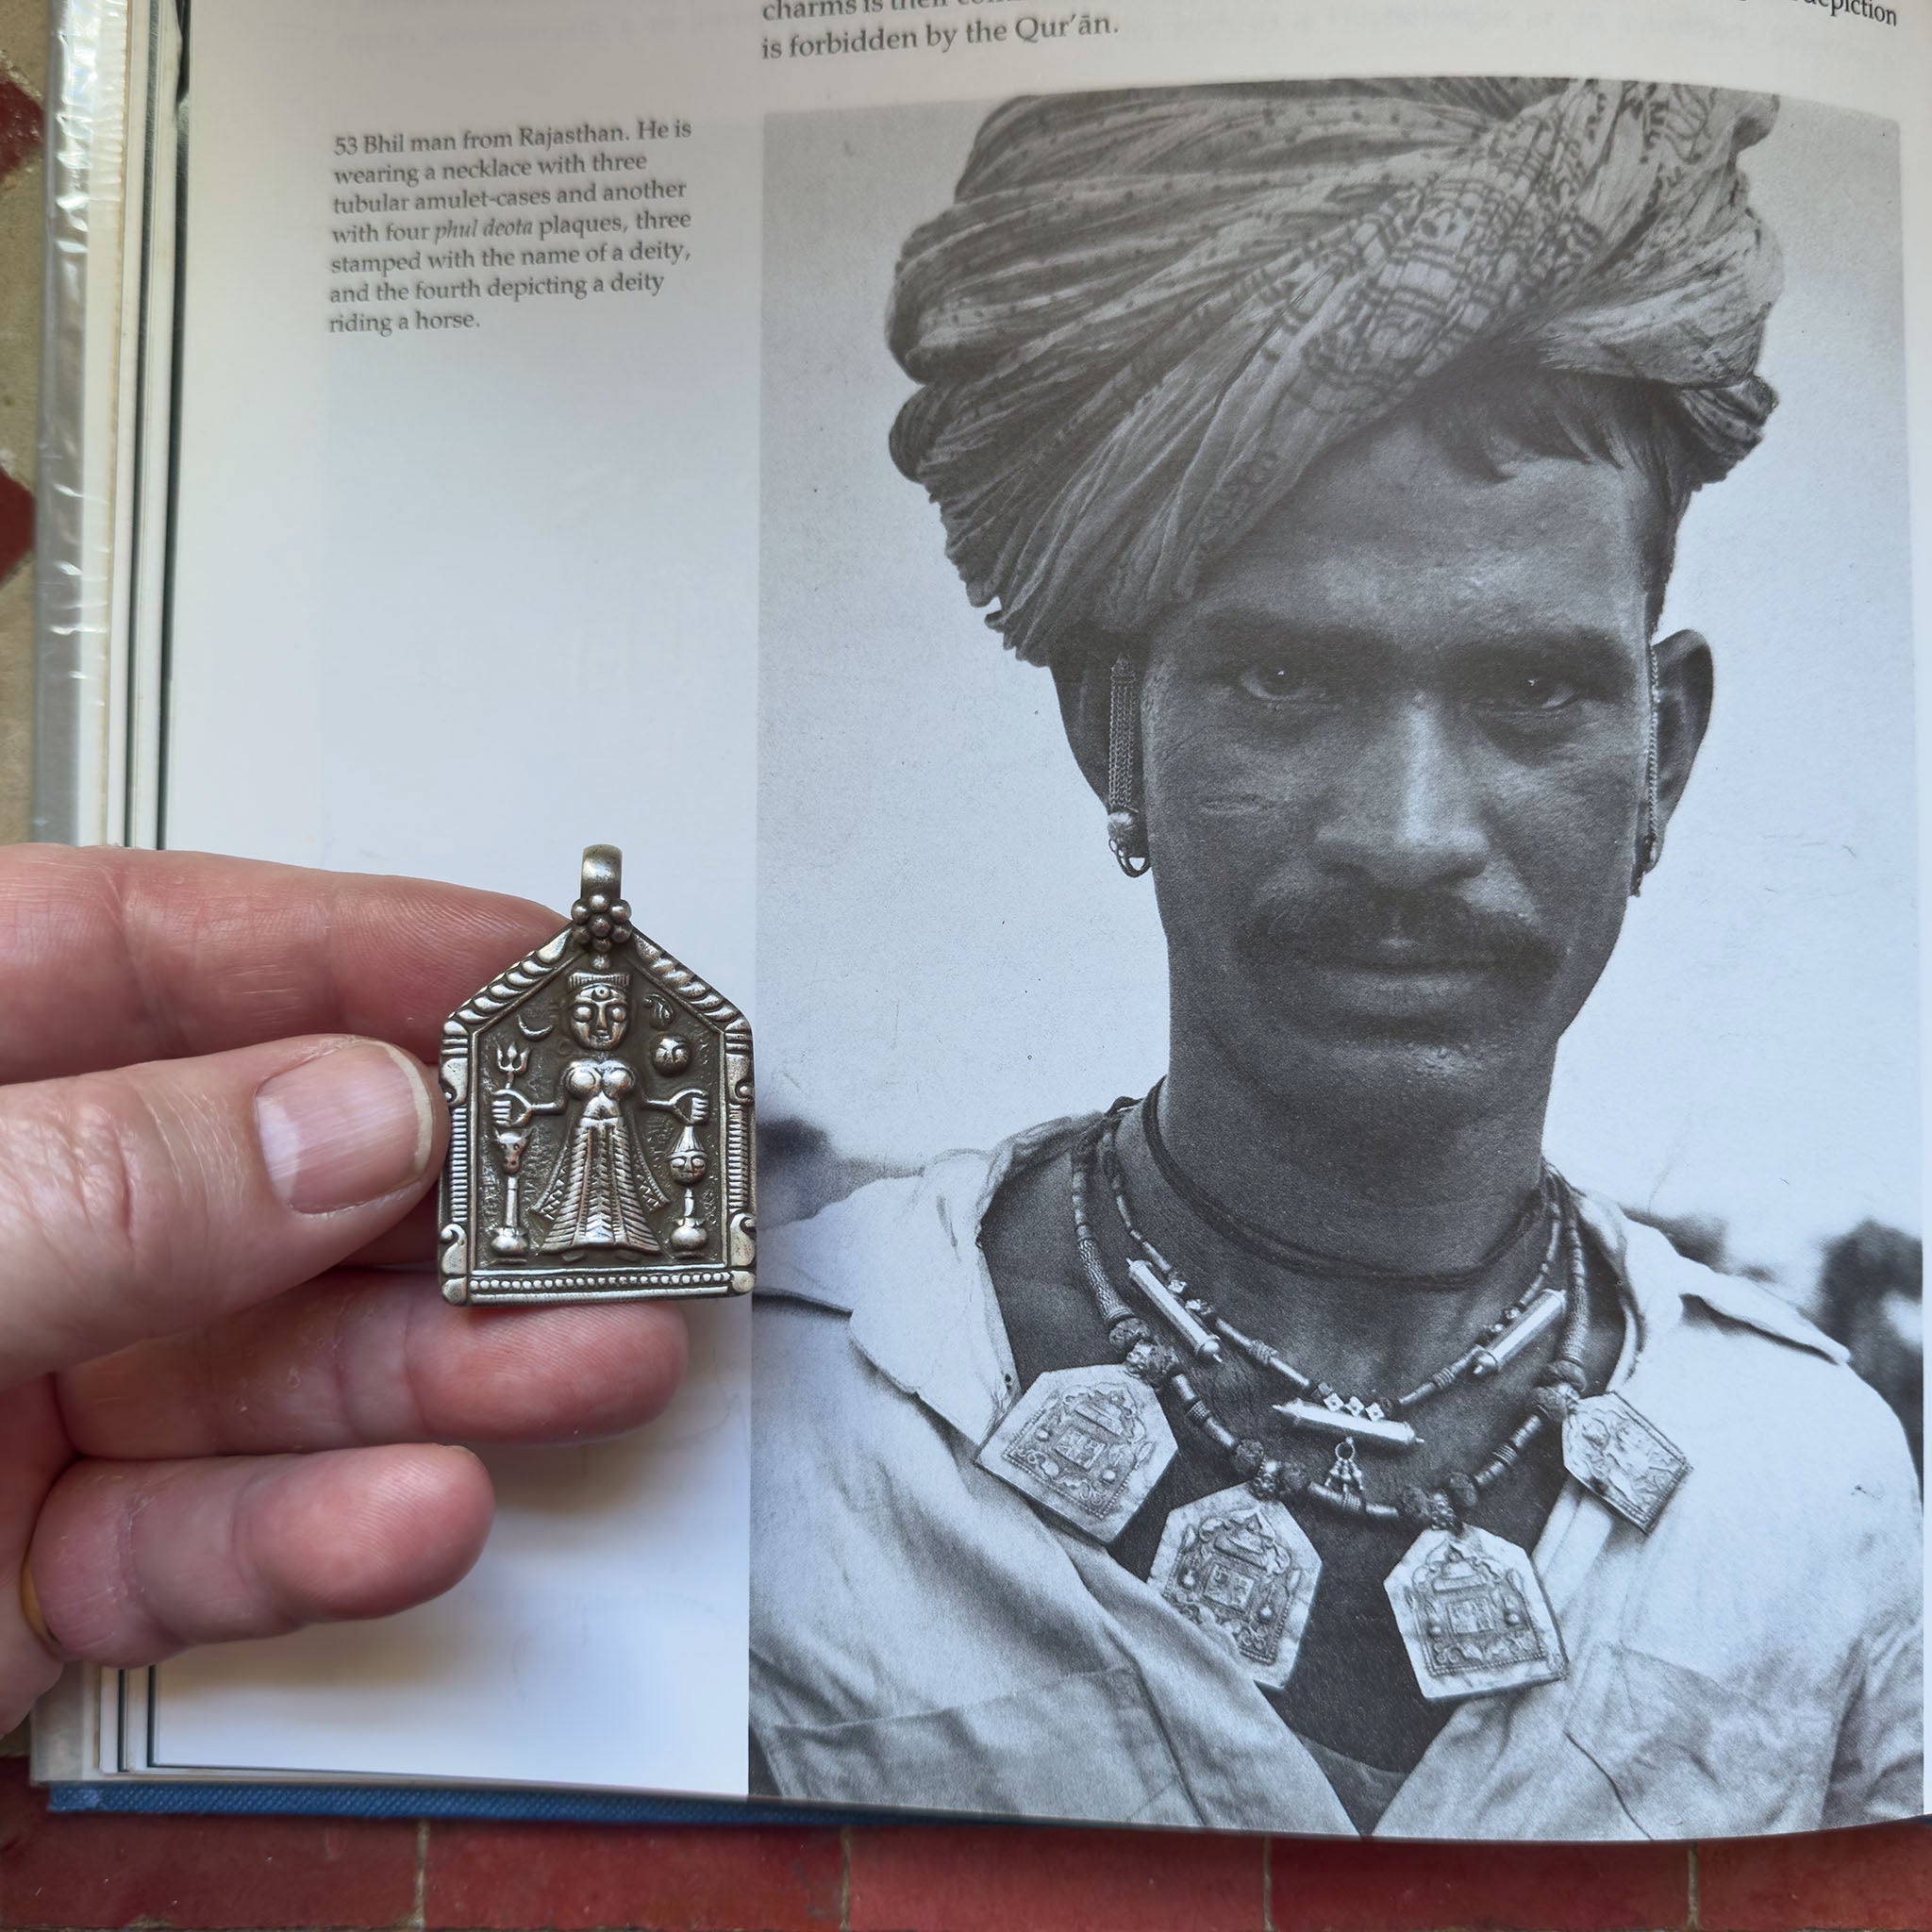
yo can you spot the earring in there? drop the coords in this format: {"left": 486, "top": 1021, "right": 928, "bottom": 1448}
{"left": 1105, "top": 655, "right": 1150, "bottom": 877}
{"left": 1630, "top": 641, "right": 1662, "bottom": 896}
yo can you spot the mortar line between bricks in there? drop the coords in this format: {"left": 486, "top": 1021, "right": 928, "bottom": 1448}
{"left": 410, "top": 1817, "right": 429, "bottom": 1930}
{"left": 1260, "top": 1835, "right": 1274, "bottom": 1932}
{"left": 1685, "top": 1841, "right": 1699, "bottom": 1930}
{"left": 839, "top": 1823, "right": 853, "bottom": 1932}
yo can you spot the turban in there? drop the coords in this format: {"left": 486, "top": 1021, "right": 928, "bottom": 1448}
{"left": 888, "top": 80, "right": 1783, "bottom": 665}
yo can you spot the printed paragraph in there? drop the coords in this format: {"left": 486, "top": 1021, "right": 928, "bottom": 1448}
{"left": 327, "top": 119, "right": 695, "bottom": 339}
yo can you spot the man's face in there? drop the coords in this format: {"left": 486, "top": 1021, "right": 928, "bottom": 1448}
{"left": 1139, "top": 412, "right": 1662, "bottom": 1126}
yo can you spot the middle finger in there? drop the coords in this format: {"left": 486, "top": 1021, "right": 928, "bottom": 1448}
{"left": 58, "top": 1274, "right": 689, "bottom": 1458}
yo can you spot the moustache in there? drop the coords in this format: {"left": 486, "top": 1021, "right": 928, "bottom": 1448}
{"left": 1242, "top": 887, "right": 1559, "bottom": 974}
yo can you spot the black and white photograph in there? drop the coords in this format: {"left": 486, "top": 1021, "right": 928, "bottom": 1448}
{"left": 749, "top": 79, "right": 1924, "bottom": 1840}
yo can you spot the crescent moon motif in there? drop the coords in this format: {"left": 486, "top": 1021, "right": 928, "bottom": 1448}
{"left": 516, "top": 1014, "right": 555, "bottom": 1040}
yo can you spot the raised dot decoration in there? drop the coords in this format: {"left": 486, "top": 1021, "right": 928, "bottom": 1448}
{"left": 572, "top": 891, "right": 636, "bottom": 968}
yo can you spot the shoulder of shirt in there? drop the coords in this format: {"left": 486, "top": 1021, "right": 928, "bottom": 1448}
{"left": 1585, "top": 1196, "right": 1922, "bottom": 1567}
{"left": 753, "top": 1117, "right": 1080, "bottom": 1321}
{"left": 1578, "top": 1191, "right": 1921, "bottom": 1485}
{"left": 1576, "top": 1190, "right": 1850, "bottom": 1365}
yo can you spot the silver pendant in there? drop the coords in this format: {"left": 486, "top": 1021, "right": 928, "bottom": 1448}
{"left": 1562, "top": 1392, "right": 1689, "bottom": 1533}
{"left": 1150, "top": 1487, "right": 1321, "bottom": 1690}
{"left": 1124, "top": 1257, "right": 1223, "bottom": 1361}
{"left": 1470, "top": 1290, "right": 1564, "bottom": 1377}
{"left": 1325, "top": 1437, "right": 1365, "bottom": 1495}
{"left": 1272, "top": 1395, "right": 1418, "bottom": 1450}
{"left": 978, "top": 1365, "right": 1175, "bottom": 1544}
{"left": 438, "top": 845, "right": 755, "bottom": 1304}
{"left": 1384, "top": 1524, "right": 1566, "bottom": 1701}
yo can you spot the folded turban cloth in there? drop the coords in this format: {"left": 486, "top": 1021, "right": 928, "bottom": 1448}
{"left": 887, "top": 80, "right": 1783, "bottom": 665}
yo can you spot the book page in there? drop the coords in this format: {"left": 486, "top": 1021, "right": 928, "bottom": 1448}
{"left": 146, "top": 0, "right": 1928, "bottom": 1832}
{"left": 153, "top": 0, "right": 758, "bottom": 1794}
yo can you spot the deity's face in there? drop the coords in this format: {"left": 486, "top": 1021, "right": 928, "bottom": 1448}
{"left": 1134, "top": 410, "right": 1707, "bottom": 1128}
{"left": 571, "top": 984, "right": 630, "bottom": 1051}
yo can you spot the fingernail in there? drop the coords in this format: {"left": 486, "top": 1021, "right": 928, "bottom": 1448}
{"left": 257, "top": 1043, "right": 436, "bottom": 1213}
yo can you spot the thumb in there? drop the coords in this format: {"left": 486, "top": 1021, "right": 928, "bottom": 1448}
{"left": 0, "top": 1036, "right": 443, "bottom": 1387}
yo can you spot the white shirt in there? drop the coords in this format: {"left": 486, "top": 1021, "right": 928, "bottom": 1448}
{"left": 751, "top": 1120, "right": 1924, "bottom": 1839}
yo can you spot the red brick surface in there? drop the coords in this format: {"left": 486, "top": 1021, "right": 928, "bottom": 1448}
{"left": 845, "top": 1824, "right": 1267, "bottom": 1932}
{"left": 0, "top": 74, "right": 40, "bottom": 181}
{"left": 0, "top": 1761, "right": 419, "bottom": 1932}
{"left": 9, "top": 1758, "right": 1932, "bottom": 1932}
{"left": 0, "top": 467, "right": 30, "bottom": 587}
{"left": 1697, "top": 1821, "right": 1932, "bottom": 1931}
{"left": 424, "top": 1818, "right": 845, "bottom": 1931}
{"left": 1269, "top": 1836, "right": 1690, "bottom": 1931}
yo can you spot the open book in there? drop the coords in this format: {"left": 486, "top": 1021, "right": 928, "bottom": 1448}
{"left": 29, "top": 0, "right": 1929, "bottom": 1840}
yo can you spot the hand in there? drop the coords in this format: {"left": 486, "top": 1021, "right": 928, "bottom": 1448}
{"left": 677, "top": 1089, "right": 711, "bottom": 1127}
{"left": 0, "top": 847, "right": 689, "bottom": 1731}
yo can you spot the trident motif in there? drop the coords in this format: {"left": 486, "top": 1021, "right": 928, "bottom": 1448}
{"left": 487, "top": 1040, "right": 536, "bottom": 1256}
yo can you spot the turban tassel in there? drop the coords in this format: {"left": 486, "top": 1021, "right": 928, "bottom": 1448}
{"left": 888, "top": 80, "right": 1783, "bottom": 665}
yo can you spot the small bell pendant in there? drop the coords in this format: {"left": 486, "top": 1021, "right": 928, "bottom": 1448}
{"left": 1326, "top": 1437, "right": 1365, "bottom": 1496}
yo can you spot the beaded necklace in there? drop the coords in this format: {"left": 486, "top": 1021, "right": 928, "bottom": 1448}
{"left": 1071, "top": 1110, "right": 1590, "bottom": 1530}
{"left": 974, "top": 1102, "right": 1693, "bottom": 1703}
{"left": 1096, "top": 1108, "right": 1567, "bottom": 1447}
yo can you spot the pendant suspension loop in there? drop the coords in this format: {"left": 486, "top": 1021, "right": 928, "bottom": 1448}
{"left": 582, "top": 844, "right": 623, "bottom": 907}
{"left": 573, "top": 845, "right": 633, "bottom": 969}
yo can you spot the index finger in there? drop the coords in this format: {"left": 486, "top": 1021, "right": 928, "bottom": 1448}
{"left": 0, "top": 845, "right": 557, "bottom": 1083}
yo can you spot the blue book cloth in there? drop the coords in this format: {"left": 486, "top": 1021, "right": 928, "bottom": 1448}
{"left": 48, "top": 1782, "right": 881, "bottom": 1824}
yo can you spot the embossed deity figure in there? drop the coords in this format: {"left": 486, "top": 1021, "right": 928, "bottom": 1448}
{"left": 751, "top": 81, "right": 1924, "bottom": 1841}
{"left": 488, "top": 970, "right": 712, "bottom": 1257}
{"left": 528, "top": 971, "right": 669, "bottom": 1252}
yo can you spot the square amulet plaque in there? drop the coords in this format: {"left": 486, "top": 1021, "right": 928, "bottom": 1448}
{"left": 438, "top": 846, "right": 755, "bottom": 1304}
{"left": 1149, "top": 1486, "right": 1322, "bottom": 1690}
{"left": 1384, "top": 1524, "right": 1566, "bottom": 1702}
{"left": 977, "top": 1365, "right": 1176, "bottom": 1544}
{"left": 1561, "top": 1392, "right": 1690, "bottom": 1533}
